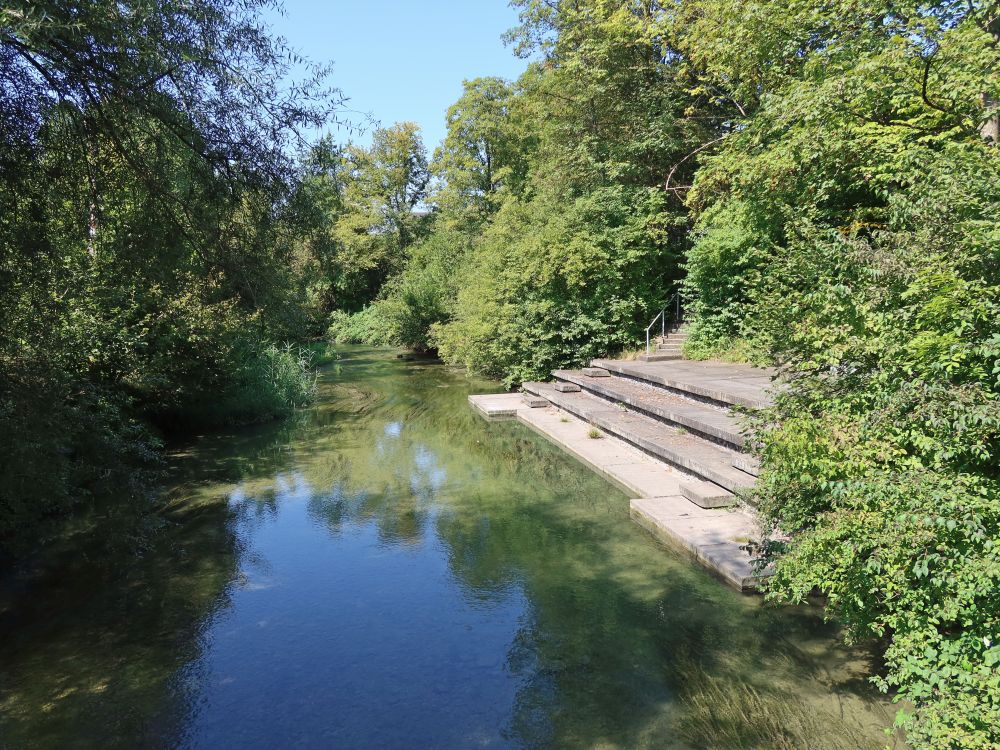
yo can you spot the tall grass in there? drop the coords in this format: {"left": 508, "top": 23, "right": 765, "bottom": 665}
{"left": 212, "top": 343, "right": 317, "bottom": 425}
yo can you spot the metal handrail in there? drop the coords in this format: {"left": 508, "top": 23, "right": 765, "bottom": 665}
{"left": 645, "top": 291, "right": 685, "bottom": 354}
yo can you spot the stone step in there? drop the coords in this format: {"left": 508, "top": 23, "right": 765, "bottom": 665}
{"left": 590, "top": 359, "right": 775, "bottom": 410}
{"left": 732, "top": 455, "right": 760, "bottom": 477}
{"left": 637, "top": 352, "right": 683, "bottom": 362}
{"left": 554, "top": 381, "right": 581, "bottom": 393}
{"left": 522, "top": 393, "right": 549, "bottom": 408}
{"left": 552, "top": 369, "right": 745, "bottom": 448}
{"left": 679, "top": 479, "right": 737, "bottom": 509}
{"left": 522, "top": 382, "right": 755, "bottom": 493}
{"left": 656, "top": 345, "right": 683, "bottom": 353}
{"left": 581, "top": 367, "right": 611, "bottom": 378}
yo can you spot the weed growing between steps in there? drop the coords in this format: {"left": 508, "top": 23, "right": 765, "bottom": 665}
{"left": 587, "top": 428, "right": 603, "bottom": 439}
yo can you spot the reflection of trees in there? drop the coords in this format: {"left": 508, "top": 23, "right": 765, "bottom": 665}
{"left": 0, "top": 349, "right": 902, "bottom": 749}
{"left": 0, "top": 485, "right": 241, "bottom": 750}
{"left": 431, "top": 425, "right": 900, "bottom": 750}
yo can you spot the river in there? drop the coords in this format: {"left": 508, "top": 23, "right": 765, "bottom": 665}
{"left": 0, "top": 347, "right": 903, "bottom": 749}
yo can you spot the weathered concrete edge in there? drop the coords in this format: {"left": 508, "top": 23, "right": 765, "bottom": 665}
{"left": 591, "top": 359, "right": 773, "bottom": 410}
{"left": 552, "top": 369, "right": 744, "bottom": 448}
{"left": 467, "top": 394, "right": 517, "bottom": 421}
{"left": 629, "top": 501, "right": 764, "bottom": 592}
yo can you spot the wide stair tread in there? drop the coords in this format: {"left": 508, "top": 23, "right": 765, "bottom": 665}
{"left": 591, "top": 359, "right": 775, "bottom": 410}
{"left": 552, "top": 369, "right": 744, "bottom": 448}
{"left": 523, "top": 382, "right": 754, "bottom": 493}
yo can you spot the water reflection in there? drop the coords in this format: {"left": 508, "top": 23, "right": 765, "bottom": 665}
{"left": 0, "top": 347, "right": 905, "bottom": 749}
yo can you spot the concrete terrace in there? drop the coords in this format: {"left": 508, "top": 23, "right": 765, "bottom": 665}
{"left": 469, "top": 355, "right": 778, "bottom": 591}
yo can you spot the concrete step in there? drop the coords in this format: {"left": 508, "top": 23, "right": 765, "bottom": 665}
{"left": 522, "top": 393, "right": 549, "bottom": 408}
{"left": 554, "top": 381, "right": 581, "bottom": 393}
{"left": 732, "top": 455, "right": 760, "bottom": 477}
{"left": 590, "top": 359, "right": 775, "bottom": 410}
{"left": 656, "top": 345, "right": 683, "bottom": 353}
{"left": 552, "top": 369, "right": 745, "bottom": 448}
{"left": 637, "top": 353, "right": 683, "bottom": 362}
{"left": 522, "top": 382, "right": 755, "bottom": 493}
{"left": 679, "top": 479, "right": 736, "bottom": 509}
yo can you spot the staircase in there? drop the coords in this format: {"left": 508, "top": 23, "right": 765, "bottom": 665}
{"left": 637, "top": 322, "right": 689, "bottom": 362}
{"left": 522, "top": 358, "right": 772, "bottom": 510}
{"left": 470, "top": 354, "right": 777, "bottom": 589}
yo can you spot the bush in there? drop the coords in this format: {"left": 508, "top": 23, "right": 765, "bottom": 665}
{"left": 431, "top": 187, "right": 681, "bottom": 386}
{"left": 730, "top": 144, "right": 1000, "bottom": 749}
{"left": 210, "top": 343, "right": 317, "bottom": 425}
{"left": 326, "top": 306, "right": 395, "bottom": 346}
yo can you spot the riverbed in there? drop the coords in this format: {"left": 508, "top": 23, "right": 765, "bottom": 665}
{"left": 0, "top": 347, "right": 903, "bottom": 749}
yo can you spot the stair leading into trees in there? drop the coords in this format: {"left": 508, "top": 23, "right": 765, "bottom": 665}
{"left": 637, "top": 323, "right": 690, "bottom": 362}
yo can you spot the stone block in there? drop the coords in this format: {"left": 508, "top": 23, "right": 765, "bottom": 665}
{"left": 679, "top": 480, "right": 737, "bottom": 509}
{"left": 554, "top": 381, "right": 581, "bottom": 393}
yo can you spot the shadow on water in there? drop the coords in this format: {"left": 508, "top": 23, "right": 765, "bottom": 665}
{"left": 0, "top": 347, "right": 906, "bottom": 749}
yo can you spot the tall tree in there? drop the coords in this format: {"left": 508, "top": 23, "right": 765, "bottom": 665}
{"left": 432, "top": 77, "right": 531, "bottom": 222}
{"left": 329, "top": 123, "right": 431, "bottom": 310}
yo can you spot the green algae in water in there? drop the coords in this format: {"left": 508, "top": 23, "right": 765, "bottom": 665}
{"left": 0, "top": 347, "right": 905, "bottom": 749}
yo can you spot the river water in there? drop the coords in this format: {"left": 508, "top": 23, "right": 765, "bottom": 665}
{"left": 0, "top": 347, "right": 903, "bottom": 749}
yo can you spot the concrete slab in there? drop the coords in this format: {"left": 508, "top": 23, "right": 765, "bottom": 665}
{"left": 522, "top": 394, "right": 549, "bottom": 408}
{"left": 581, "top": 367, "right": 611, "bottom": 378}
{"left": 679, "top": 479, "right": 736, "bottom": 509}
{"left": 553, "top": 369, "right": 745, "bottom": 448}
{"left": 590, "top": 358, "right": 778, "bottom": 410}
{"left": 515, "top": 405, "right": 685, "bottom": 498}
{"left": 554, "top": 382, "right": 581, "bottom": 393}
{"left": 522, "top": 383, "right": 754, "bottom": 492}
{"left": 468, "top": 393, "right": 521, "bottom": 421}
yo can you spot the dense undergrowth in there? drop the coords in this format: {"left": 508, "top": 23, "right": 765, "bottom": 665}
{"left": 0, "top": 0, "right": 331, "bottom": 550}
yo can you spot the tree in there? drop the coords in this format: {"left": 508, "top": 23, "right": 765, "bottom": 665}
{"left": 0, "top": 0, "right": 337, "bottom": 549}
{"left": 432, "top": 77, "right": 531, "bottom": 222}
{"left": 325, "top": 123, "right": 431, "bottom": 310}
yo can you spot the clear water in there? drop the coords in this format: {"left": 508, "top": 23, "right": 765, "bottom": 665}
{"left": 0, "top": 347, "right": 903, "bottom": 749}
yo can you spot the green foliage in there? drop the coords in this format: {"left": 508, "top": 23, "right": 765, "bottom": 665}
{"left": 326, "top": 306, "right": 395, "bottom": 347}
{"left": 0, "top": 0, "right": 337, "bottom": 550}
{"left": 744, "top": 149, "right": 1000, "bottom": 748}
{"left": 432, "top": 185, "right": 682, "bottom": 386}
{"left": 432, "top": 77, "right": 532, "bottom": 224}
{"left": 361, "top": 0, "right": 706, "bottom": 383}
{"left": 676, "top": 1, "right": 1000, "bottom": 746}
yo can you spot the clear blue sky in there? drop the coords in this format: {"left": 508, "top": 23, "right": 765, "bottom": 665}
{"left": 263, "top": 1, "right": 529, "bottom": 151}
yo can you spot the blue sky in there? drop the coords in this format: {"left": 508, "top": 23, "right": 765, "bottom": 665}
{"left": 262, "top": 1, "right": 530, "bottom": 152}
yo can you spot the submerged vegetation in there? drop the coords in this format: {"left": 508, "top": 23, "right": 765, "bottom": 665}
{"left": 2, "top": 0, "right": 998, "bottom": 747}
